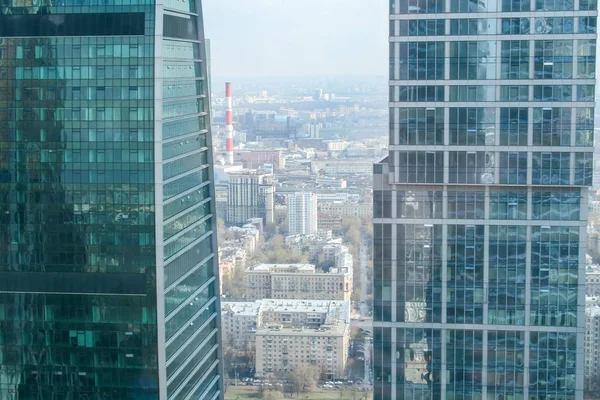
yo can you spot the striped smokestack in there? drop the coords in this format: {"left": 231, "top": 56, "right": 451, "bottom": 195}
{"left": 225, "top": 82, "right": 234, "bottom": 165}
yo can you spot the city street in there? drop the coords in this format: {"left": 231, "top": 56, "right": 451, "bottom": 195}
{"left": 359, "top": 238, "right": 369, "bottom": 317}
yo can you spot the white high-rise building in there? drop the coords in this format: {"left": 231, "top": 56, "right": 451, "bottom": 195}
{"left": 287, "top": 192, "right": 318, "bottom": 235}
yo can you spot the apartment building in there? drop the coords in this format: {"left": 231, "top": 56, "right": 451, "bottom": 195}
{"left": 288, "top": 192, "right": 319, "bottom": 235}
{"left": 227, "top": 169, "right": 275, "bottom": 225}
{"left": 245, "top": 264, "right": 352, "bottom": 301}
{"left": 221, "top": 301, "right": 263, "bottom": 350}
{"left": 318, "top": 203, "right": 372, "bottom": 219}
{"left": 254, "top": 300, "right": 350, "bottom": 380}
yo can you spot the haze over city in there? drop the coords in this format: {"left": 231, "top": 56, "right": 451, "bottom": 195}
{"left": 203, "top": 0, "right": 388, "bottom": 79}
{"left": 0, "top": 0, "right": 598, "bottom": 399}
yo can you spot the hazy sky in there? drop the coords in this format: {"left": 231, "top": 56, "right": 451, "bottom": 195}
{"left": 202, "top": 0, "right": 388, "bottom": 79}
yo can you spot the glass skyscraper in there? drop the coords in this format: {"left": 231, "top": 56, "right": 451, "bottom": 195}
{"left": 374, "top": 0, "right": 596, "bottom": 398}
{"left": 0, "top": 1, "right": 222, "bottom": 399}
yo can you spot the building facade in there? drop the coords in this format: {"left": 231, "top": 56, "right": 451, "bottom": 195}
{"left": 585, "top": 297, "right": 600, "bottom": 391}
{"left": 232, "top": 150, "right": 285, "bottom": 171}
{"left": 288, "top": 192, "right": 319, "bottom": 235}
{"left": 0, "top": 1, "right": 223, "bottom": 398}
{"left": 318, "top": 203, "right": 373, "bottom": 219}
{"left": 373, "top": 0, "right": 595, "bottom": 399}
{"left": 586, "top": 267, "right": 600, "bottom": 296}
{"left": 221, "top": 301, "right": 263, "bottom": 350}
{"left": 246, "top": 264, "right": 352, "bottom": 302}
{"left": 227, "top": 169, "right": 275, "bottom": 225}
{"left": 254, "top": 300, "right": 351, "bottom": 380}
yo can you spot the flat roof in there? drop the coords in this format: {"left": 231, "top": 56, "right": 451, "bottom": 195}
{"left": 256, "top": 323, "right": 347, "bottom": 337}
{"left": 222, "top": 301, "right": 262, "bottom": 317}
{"left": 261, "top": 299, "right": 349, "bottom": 316}
{"left": 249, "top": 264, "right": 315, "bottom": 273}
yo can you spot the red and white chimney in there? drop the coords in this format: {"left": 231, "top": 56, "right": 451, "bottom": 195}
{"left": 225, "top": 82, "right": 234, "bottom": 165}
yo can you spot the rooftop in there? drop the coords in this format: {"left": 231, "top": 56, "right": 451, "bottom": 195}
{"left": 249, "top": 264, "right": 315, "bottom": 273}
{"left": 222, "top": 301, "right": 263, "bottom": 317}
{"left": 255, "top": 322, "right": 347, "bottom": 337}
{"left": 261, "top": 299, "right": 350, "bottom": 319}
{"left": 229, "top": 169, "right": 271, "bottom": 176}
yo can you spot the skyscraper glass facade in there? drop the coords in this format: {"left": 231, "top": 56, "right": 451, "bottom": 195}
{"left": 0, "top": 0, "right": 222, "bottom": 399}
{"left": 374, "top": 0, "right": 596, "bottom": 398}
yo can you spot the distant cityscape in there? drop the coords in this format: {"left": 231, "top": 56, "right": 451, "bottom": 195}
{"left": 212, "top": 77, "right": 380, "bottom": 396}
{"left": 1, "top": 0, "right": 599, "bottom": 398}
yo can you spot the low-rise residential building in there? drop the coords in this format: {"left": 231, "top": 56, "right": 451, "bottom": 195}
{"left": 227, "top": 226, "right": 260, "bottom": 254}
{"left": 316, "top": 192, "right": 351, "bottom": 204}
{"left": 317, "top": 213, "right": 343, "bottom": 231}
{"left": 315, "top": 177, "right": 347, "bottom": 189}
{"left": 284, "top": 233, "right": 338, "bottom": 261}
{"left": 221, "top": 301, "right": 263, "bottom": 350}
{"left": 245, "top": 263, "right": 352, "bottom": 301}
{"left": 254, "top": 300, "right": 350, "bottom": 380}
{"left": 310, "top": 160, "right": 373, "bottom": 176}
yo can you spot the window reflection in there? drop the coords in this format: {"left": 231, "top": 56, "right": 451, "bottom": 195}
{"left": 533, "top": 17, "right": 573, "bottom": 33}
{"left": 393, "top": 108, "right": 444, "bottom": 145}
{"left": 393, "top": 42, "right": 445, "bottom": 80}
{"left": 447, "top": 107, "right": 491, "bottom": 146}
{"left": 447, "top": 225, "right": 485, "bottom": 324}
{"left": 451, "top": 18, "right": 498, "bottom": 35}
{"left": 534, "top": 40, "right": 573, "bottom": 79}
{"left": 488, "top": 331, "right": 526, "bottom": 394}
{"left": 393, "top": 151, "right": 444, "bottom": 183}
{"left": 395, "top": 224, "right": 443, "bottom": 323}
{"left": 449, "top": 86, "right": 495, "bottom": 102}
{"left": 501, "top": 17, "right": 530, "bottom": 34}
{"left": 533, "top": 85, "right": 572, "bottom": 102}
{"left": 532, "top": 152, "right": 571, "bottom": 185}
{"left": 392, "top": 0, "right": 445, "bottom": 14}
{"left": 499, "top": 152, "right": 527, "bottom": 185}
{"left": 450, "top": 41, "right": 497, "bottom": 80}
{"left": 490, "top": 191, "right": 528, "bottom": 220}
{"left": 529, "top": 332, "right": 577, "bottom": 397}
{"left": 396, "top": 190, "right": 443, "bottom": 219}
{"left": 488, "top": 226, "right": 527, "bottom": 325}
{"left": 531, "top": 226, "right": 579, "bottom": 327}
{"left": 533, "top": 108, "right": 572, "bottom": 146}
{"left": 448, "top": 151, "right": 495, "bottom": 184}
{"left": 447, "top": 191, "right": 485, "bottom": 219}
{"left": 500, "top": 108, "right": 528, "bottom": 146}
{"left": 501, "top": 41, "right": 529, "bottom": 79}
{"left": 451, "top": 0, "right": 497, "bottom": 12}
{"left": 532, "top": 191, "right": 580, "bottom": 220}
{"left": 393, "top": 328, "right": 442, "bottom": 399}
{"left": 446, "top": 330, "right": 484, "bottom": 396}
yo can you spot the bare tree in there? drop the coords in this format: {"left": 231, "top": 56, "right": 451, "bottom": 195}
{"left": 287, "top": 363, "right": 320, "bottom": 397}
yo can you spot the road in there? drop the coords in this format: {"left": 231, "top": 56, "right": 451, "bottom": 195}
{"left": 363, "top": 334, "right": 371, "bottom": 383}
{"left": 350, "top": 318, "right": 373, "bottom": 330}
{"left": 359, "top": 239, "right": 369, "bottom": 318}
